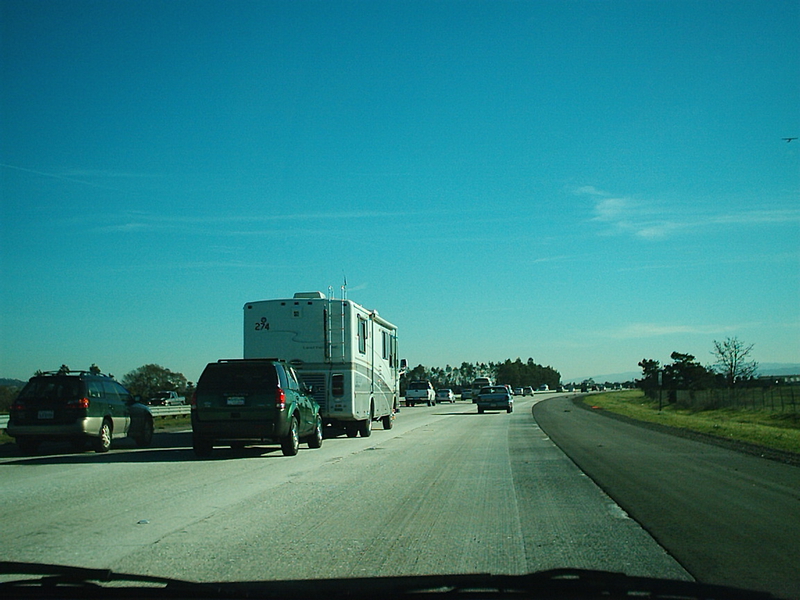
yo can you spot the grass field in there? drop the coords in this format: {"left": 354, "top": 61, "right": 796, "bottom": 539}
{"left": 581, "top": 390, "right": 800, "bottom": 455}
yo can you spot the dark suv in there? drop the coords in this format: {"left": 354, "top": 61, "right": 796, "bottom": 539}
{"left": 7, "top": 369, "right": 154, "bottom": 453}
{"left": 191, "top": 359, "right": 323, "bottom": 457}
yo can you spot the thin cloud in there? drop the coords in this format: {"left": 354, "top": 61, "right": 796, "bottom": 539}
{"left": 0, "top": 163, "right": 124, "bottom": 191}
{"left": 573, "top": 185, "right": 609, "bottom": 197}
{"left": 108, "top": 260, "right": 296, "bottom": 273}
{"left": 90, "top": 209, "right": 421, "bottom": 234}
{"left": 610, "top": 323, "right": 737, "bottom": 339}
{"left": 61, "top": 169, "right": 157, "bottom": 179}
{"left": 575, "top": 186, "right": 800, "bottom": 240}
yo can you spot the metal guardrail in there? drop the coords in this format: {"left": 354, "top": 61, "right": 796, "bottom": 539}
{"left": 148, "top": 405, "right": 191, "bottom": 417}
{"left": 0, "top": 405, "right": 190, "bottom": 431}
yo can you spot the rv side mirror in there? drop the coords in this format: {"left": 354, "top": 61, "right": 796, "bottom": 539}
{"left": 302, "top": 383, "right": 314, "bottom": 395}
{"left": 399, "top": 358, "right": 408, "bottom": 375}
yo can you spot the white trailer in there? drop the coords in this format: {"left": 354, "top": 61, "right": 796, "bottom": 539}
{"left": 244, "top": 292, "right": 402, "bottom": 437}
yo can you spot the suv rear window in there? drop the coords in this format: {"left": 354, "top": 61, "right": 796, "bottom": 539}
{"left": 408, "top": 382, "right": 430, "bottom": 390}
{"left": 17, "top": 378, "right": 84, "bottom": 402}
{"left": 199, "top": 362, "right": 279, "bottom": 391}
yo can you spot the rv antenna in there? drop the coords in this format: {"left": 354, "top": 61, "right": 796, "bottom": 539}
{"left": 328, "top": 285, "right": 334, "bottom": 300}
{"left": 341, "top": 274, "right": 347, "bottom": 300}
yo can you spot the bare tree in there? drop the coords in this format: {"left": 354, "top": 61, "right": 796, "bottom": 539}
{"left": 711, "top": 337, "right": 758, "bottom": 387}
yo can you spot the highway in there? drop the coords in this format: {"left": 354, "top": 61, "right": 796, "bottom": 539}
{"left": 1, "top": 394, "right": 797, "bottom": 598}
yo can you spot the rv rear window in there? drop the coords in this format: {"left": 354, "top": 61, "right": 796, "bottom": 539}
{"left": 331, "top": 374, "right": 344, "bottom": 397}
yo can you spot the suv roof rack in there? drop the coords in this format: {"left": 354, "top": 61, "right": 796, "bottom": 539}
{"left": 216, "top": 358, "right": 282, "bottom": 363}
{"left": 37, "top": 368, "right": 112, "bottom": 378}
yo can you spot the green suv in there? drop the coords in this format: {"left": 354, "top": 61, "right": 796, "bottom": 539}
{"left": 191, "top": 359, "right": 323, "bottom": 457}
{"left": 8, "top": 368, "right": 154, "bottom": 454}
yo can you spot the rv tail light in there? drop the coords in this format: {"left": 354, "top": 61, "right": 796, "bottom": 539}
{"left": 276, "top": 386, "right": 286, "bottom": 410}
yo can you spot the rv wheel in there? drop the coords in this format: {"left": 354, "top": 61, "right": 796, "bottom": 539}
{"left": 358, "top": 415, "right": 372, "bottom": 437}
{"left": 382, "top": 413, "right": 393, "bottom": 430}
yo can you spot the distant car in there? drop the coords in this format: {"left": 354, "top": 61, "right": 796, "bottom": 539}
{"left": 436, "top": 388, "right": 454, "bottom": 403}
{"left": 523, "top": 386, "right": 534, "bottom": 396}
{"left": 191, "top": 359, "right": 322, "bottom": 457}
{"left": 470, "top": 377, "right": 494, "bottom": 403}
{"left": 514, "top": 388, "right": 523, "bottom": 396}
{"left": 147, "top": 390, "right": 185, "bottom": 406}
{"left": 461, "top": 388, "right": 472, "bottom": 400}
{"left": 537, "top": 384, "right": 550, "bottom": 392}
{"left": 475, "top": 386, "right": 513, "bottom": 414}
{"left": 405, "top": 380, "right": 436, "bottom": 407}
{"left": 7, "top": 368, "right": 154, "bottom": 454}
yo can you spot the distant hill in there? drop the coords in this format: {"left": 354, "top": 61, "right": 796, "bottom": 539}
{"left": 564, "top": 371, "right": 640, "bottom": 384}
{"left": 0, "top": 378, "right": 26, "bottom": 388}
{"left": 757, "top": 363, "right": 800, "bottom": 377}
{"left": 564, "top": 363, "right": 800, "bottom": 385}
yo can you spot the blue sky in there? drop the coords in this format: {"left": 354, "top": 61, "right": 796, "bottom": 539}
{"left": 1, "top": 0, "right": 798, "bottom": 383}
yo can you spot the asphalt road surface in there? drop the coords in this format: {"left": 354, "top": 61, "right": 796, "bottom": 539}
{"left": 535, "top": 395, "right": 800, "bottom": 599}
{"left": 1, "top": 394, "right": 795, "bottom": 598}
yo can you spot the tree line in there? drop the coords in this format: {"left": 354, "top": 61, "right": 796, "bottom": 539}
{"left": 401, "top": 358, "right": 561, "bottom": 393}
{"left": 638, "top": 336, "right": 760, "bottom": 401}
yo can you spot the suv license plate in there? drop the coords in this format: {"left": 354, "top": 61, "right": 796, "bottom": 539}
{"left": 38, "top": 410, "right": 55, "bottom": 419}
{"left": 226, "top": 397, "right": 246, "bottom": 406}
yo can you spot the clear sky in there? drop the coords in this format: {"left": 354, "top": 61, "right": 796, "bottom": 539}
{"left": 1, "top": 0, "right": 798, "bottom": 383}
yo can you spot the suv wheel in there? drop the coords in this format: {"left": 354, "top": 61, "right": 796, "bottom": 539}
{"left": 308, "top": 415, "right": 323, "bottom": 449}
{"left": 95, "top": 420, "right": 112, "bottom": 453}
{"left": 193, "top": 435, "right": 213, "bottom": 458}
{"left": 17, "top": 438, "right": 39, "bottom": 455}
{"left": 281, "top": 417, "right": 300, "bottom": 456}
{"left": 135, "top": 417, "right": 154, "bottom": 447}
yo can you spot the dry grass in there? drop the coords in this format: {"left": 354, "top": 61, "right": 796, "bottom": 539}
{"left": 582, "top": 390, "right": 800, "bottom": 455}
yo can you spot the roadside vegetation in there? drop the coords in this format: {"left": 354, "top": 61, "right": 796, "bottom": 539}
{"left": 581, "top": 389, "right": 800, "bottom": 455}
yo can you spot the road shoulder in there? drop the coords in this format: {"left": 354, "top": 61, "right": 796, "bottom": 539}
{"left": 534, "top": 395, "right": 800, "bottom": 599}
{"left": 570, "top": 394, "right": 800, "bottom": 467}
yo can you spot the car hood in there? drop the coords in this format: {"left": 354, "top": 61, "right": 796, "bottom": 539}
{"left": 0, "top": 562, "right": 776, "bottom": 599}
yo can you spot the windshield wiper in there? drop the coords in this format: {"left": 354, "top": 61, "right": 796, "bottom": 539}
{"left": 0, "top": 560, "right": 196, "bottom": 590}
{"left": 0, "top": 562, "right": 777, "bottom": 599}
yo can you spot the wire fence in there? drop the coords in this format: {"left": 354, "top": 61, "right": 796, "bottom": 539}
{"left": 673, "top": 386, "right": 799, "bottom": 413}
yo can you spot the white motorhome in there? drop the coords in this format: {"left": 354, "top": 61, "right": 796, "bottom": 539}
{"left": 244, "top": 292, "right": 402, "bottom": 437}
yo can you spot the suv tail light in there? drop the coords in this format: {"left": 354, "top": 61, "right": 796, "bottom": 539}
{"left": 66, "top": 397, "right": 90, "bottom": 410}
{"left": 276, "top": 386, "right": 286, "bottom": 410}
{"left": 11, "top": 400, "right": 25, "bottom": 412}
